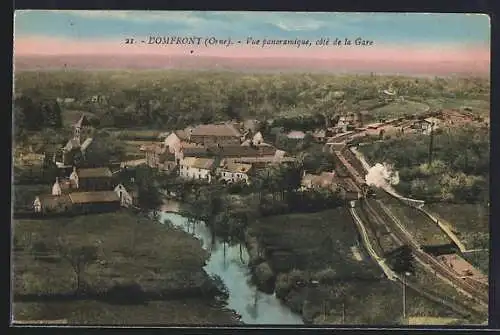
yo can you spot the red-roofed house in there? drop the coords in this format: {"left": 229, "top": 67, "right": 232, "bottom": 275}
{"left": 189, "top": 123, "right": 242, "bottom": 146}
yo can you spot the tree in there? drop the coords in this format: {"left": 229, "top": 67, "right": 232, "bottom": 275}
{"left": 386, "top": 245, "right": 415, "bottom": 275}
{"left": 83, "top": 133, "right": 126, "bottom": 167}
{"left": 55, "top": 240, "right": 98, "bottom": 294}
{"left": 135, "top": 165, "right": 163, "bottom": 212}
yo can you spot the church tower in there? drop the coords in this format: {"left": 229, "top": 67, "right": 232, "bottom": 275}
{"left": 73, "top": 114, "right": 88, "bottom": 145}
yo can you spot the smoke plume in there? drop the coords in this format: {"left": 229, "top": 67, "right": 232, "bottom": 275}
{"left": 365, "top": 163, "right": 400, "bottom": 188}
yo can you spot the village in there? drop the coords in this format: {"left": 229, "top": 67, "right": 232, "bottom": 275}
{"left": 25, "top": 100, "right": 489, "bottom": 218}
{"left": 12, "top": 77, "right": 490, "bottom": 326}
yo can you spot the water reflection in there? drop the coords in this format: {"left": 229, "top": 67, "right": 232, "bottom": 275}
{"left": 160, "top": 211, "right": 304, "bottom": 325}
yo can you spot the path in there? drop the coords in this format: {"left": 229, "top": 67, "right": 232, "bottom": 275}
{"left": 349, "top": 204, "right": 396, "bottom": 281}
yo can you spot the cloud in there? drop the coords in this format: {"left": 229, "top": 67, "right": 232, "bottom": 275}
{"left": 273, "top": 20, "right": 324, "bottom": 32}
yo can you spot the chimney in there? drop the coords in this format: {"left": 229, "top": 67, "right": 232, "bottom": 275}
{"left": 52, "top": 177, "right": 62, "bottom": 196}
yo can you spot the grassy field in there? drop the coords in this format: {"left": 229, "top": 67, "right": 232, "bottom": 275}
{"left": 62, "top": 110, "right": 92, "bottom": 127}
{"left": 13, "top": 184, "right": 51, "bottom": 212}
{"left": 462, "top": 250, "right": 489, "bottom": 275}
{"left": 425, "top": 203, "right": 489, "bottom": 250}
{"left": 249, "top": 208, "right": 380, "bottom": 277}
{"left": 12, "top": 210, "right": 238, "bottom": 324}
{"left": 374, "top": 192, "right": 452, "bottom": 246}
{"left": 423, "top": 98, "right": 490, "bottom": 117}
{"left": 13, "top": 300, "right": 238, "bottom": 325}
{"left": 246, "top": 208, "right": 471, "bottom": 324}
{"left": 367, "top": 100, "right": 429, "bottom": 122}
{"left": 122, "top": 140, "right": 153, "bottom": 159}
{"left": 107, "top": 129, "right": 162, "bottom": 141}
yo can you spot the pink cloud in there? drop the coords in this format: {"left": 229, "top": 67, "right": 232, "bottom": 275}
{"left": 14, "top": 36, "right": 490, "bottom": 75}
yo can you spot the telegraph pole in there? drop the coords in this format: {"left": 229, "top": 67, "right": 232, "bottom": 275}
{"left": 428, "top": 122, "right": 434, "bottom": 167}
{"left": 402, "top": 274, "right": 406, "bottom": 322}
{"left": 342, "top": 301, "right": 346, "bottom": 324}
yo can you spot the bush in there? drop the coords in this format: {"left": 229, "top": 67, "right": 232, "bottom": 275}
{"left": 315, "top": 267, "right": 338, "bottom": 284}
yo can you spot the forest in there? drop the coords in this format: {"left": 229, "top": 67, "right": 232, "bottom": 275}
{"left": 359, "top": 125, "right": 490, "bottom": 204}
{"left": 13, "top": 70, "right": 490, "bottom": 138}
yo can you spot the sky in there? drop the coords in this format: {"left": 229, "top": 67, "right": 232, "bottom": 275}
{"left": 13, "top": 11, "right": 491, "bottom": 74}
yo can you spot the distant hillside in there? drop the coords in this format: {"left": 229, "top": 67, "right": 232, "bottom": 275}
{"left": 13, "top": 54, "right": 489, "bottom": 77}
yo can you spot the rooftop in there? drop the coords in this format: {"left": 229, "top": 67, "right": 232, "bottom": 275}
{"left": 142, "top": 143, "right": 165, "bottom": 154}
{"left": 68, "top": 191, "right": 120, "bottom": 204}
{"left": 287, "top": 130, "right": 306, "bottom": 139}
{"left": 192, "top": 158, "right": 215, "bottom": 170}
{"left": 439, "top": 254, "right": 488, "bottom": 284}
{"left": 302, "top": 172, "right": 336, "bottom": 188}
{"left": 218, "top": 161, "right": 253, "bottom": 174}
{"left": 36, "top": 194, "right": 72, "bottom": 208}
{"left": 77, "top": 167, "right": 113, "bottom": 178}
{"left": 174, "top": 129, "right": 191, "bottom": 141}
{"left": 191, "top": 123, "right": 241, "bottom": 137}
{"left": 74, "top": 114, "right": 90, "bottom": 128}
{"left": 208, "top": 145, "right": 277, "bottom": 158}
{"left": 182, "top": 146, "right": 211, "bottom": 157}
{"left": 63, "top": 139, "right": 80, "bottom": 152}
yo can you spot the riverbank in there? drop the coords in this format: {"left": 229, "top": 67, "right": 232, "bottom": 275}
{"left": 160, "top": 203, "right": 304, "bottom": 325}
{"left": 12, "top": 210, "right": 241, "bottom": 325}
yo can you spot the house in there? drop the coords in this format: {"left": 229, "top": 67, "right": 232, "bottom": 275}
{"left": 120, "top": 158, "right": 147, "bottom": 169}
{"left": 58, "top": 114, "right": 93, "bottom": 166}
{"left": 162, "top": 130, "right": 190, "bottom": 154}
{"left": 179, "top": 157, "right": 215, "bottom": 182}
{"left": 70, "top": 167, "right": 114, "bottom": 191}
{"left": 252, "top": 132, "right": 265, "bottom": 145}
{"left": 158, "top": 151, "right": 177, "bottom": 172}
{"left": 217, "top": 160, "right": 253, "bottom": 184}
{"left": 413, "top": 117, "right": 440, "bottom": 134}
{"left": 114, "top": 184, "right": 137, "bottom": 207}
{"left": 143, "top": 143, "right": 166, "bottom": 168}
{"left": 189, "top": 123, "right": 242, "bottom": 146}
{"left": 33, "top": 184, "right": 73, "bottom": 214}
{"left": 208, "top": 145, "right": 277, "bottom": 159}
{"left": 301, "top": 171, "right": 337, "bottom": 190}
{"left": 286, "top": 130, "right": 306, "bottom": 140}
{"left": 312, "top": 130, "right": 327, "bottom": 143}
{"left": 439, "top": 254, "right": 488, "bottom": 285}
{"left": 68, "top": 191, "right": 121, "bottom": 214}
{"left": 178, "top": 145, "right": 211, "bottom": 161}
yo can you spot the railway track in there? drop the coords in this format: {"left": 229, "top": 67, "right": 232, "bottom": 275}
{"left": 351, "top": 203, "right": 486, "bottom": 319}
{"left": 338, "top": 125, "right": 488, "bottom": 317}
{"left": 363, "top": 198, "right": 488, "bottom": 307}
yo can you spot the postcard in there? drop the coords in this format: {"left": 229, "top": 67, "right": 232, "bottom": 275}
{"left": 11, "top": 11, "right": 490, "bottom": 327}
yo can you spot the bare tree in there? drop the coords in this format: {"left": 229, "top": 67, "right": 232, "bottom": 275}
{"left": 55, "top": 238, "right": 98, "bottom": 294}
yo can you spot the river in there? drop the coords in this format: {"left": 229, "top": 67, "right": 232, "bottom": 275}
{"left": 159, "top": 200, "right": 304, "bottom": 325}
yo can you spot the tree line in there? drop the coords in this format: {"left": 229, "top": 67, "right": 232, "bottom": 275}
{"left": 360, "top": 125, "right": 489, "bottom": 204}
{"left": 14, "top": 70, "right": 490, "bottom": 133}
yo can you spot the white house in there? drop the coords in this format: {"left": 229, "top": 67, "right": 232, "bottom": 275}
{"left": 163, "top": 132, "right": 182, "bottom": 154}
{"left": 69, "top": 167, "right": 79, "bottom": 189}
{"left": 286, "top": 130, "right": 306, "bottom": 140}
{"left": 114, "top": 184, "right": 135, "bottom": 207}
{"left": 252, "top": 132, "right": 264, "bottom": 145}
{"left": 217, "top": 160, "right": 253, "bottom": 184}
{"left": 179, "top": 157, "right": 215, "bottom": 183}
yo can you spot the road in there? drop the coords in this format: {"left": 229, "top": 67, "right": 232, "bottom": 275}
{"left": 349, "top": 205, "right": 396, "bottom": 281}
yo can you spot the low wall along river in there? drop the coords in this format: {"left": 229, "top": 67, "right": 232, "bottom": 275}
{"left": 159, "top": 200, "right": 304, "bottom": 325}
